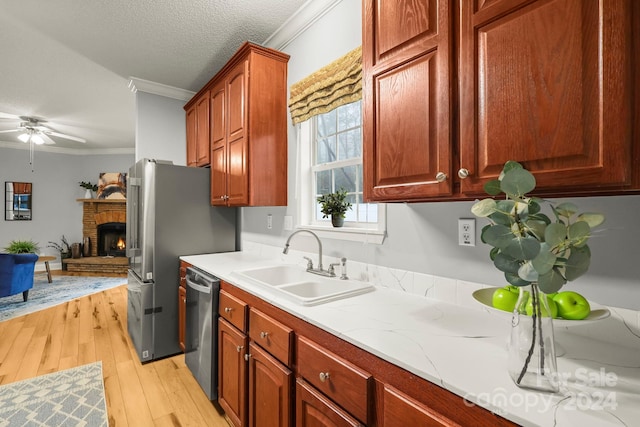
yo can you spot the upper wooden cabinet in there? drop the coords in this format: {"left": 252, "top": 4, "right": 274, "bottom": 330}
{"left": 363, "top": 0, "right": 452, "bottom": 201}
{"left": 362, "top": 0, "right": 639, "bottom": 202}
{"left": 185, "top": 90, "right": 211, "bottom": 167}
{"left": 185, "top": 42, "right": 290, "bottom": 206}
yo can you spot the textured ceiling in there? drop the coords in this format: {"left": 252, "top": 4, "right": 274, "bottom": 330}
{"left": 0, "top": 0, "right": 306, "bottom": 151}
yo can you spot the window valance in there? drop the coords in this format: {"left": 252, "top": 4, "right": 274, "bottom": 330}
{"left": 288, "top": 46, "right": 362, "bottom": 125}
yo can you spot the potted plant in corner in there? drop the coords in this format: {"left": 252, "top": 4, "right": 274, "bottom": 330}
{"left": 471, "top": 160, "right": 605, "bottom": 393}
{"left": 79, "top": 181, "right": 98, "bottom": 199}
{"left": 317, "top": 188, "right": 353, "bottom": 227}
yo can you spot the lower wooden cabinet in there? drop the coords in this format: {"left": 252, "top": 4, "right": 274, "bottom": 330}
{"left": 218, "top": 317, "right": 248, "bottom": 427}
{"left": 379, "top": 383, "right": 456, "bottom": 427}
{"left": 296, "top": 378, "right": 363, "bottom": 427}
{"left": 248, "top": 342, "right": 293, "bottom": 427}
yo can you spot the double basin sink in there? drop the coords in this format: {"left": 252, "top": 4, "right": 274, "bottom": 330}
{"left": 233, "top": 264, "right": 374, "bottom": 306}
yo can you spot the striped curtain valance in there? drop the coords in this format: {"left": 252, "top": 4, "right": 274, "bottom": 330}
{"left": 288, "top": 46, "right": 362, "bottom": 125}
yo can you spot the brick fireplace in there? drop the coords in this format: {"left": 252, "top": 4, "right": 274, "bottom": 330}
{"left": 63, "top": 199, "right": 128, "bottom": 276}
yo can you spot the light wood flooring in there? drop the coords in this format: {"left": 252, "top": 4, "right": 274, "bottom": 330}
{"left": 0, "top": 278, "right": 230, "bottom": 426}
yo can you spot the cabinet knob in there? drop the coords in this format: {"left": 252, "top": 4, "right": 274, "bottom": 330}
{"left": 458, "top": 168, "right": 470, "bottom": 179}
{"left": 224, "top": 307, "right": 233, "bottom": 313}
{"left": 435, "top": 172, "right": 448, "bottom": 183}
{"left": 319, "top": 372, "right": 330, "bottom": 382}
{"left": 244, "top": 353, "right": 252, "bottom": 361}
{"left": 236, "top": 345, "right": 244, "bottom": 353}
{"left": 260, "top": 331, "right": 269, "bottom": 339}
{"left": 220, "top": 195, "right": 226, "bottom": 200}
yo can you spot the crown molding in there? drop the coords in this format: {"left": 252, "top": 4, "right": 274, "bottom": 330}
{"left": 263, "top": 0, "right": 343, "bottom": 50}
{"left": 0, "top": 140, "right": 134, "bottom": 155}
{"left": 127, "top": 77, "right": 195, "bottom": 101}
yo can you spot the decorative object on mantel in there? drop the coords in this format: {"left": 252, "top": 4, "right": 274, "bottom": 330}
{"left": 472, "top": 161, "right": 605, "bottom": 393}
{"left": 96, "top": 172, "right": 127, "bottom": 199}
{"left": 317, "top": 188, "right": 353, "bottom": 227}
{"left": 79, "top": 181, "right": 98, "bottom": 199}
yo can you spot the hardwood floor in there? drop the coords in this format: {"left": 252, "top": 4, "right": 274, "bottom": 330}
{"left": 0, "top": 283, "right": 230, "bottom": 427}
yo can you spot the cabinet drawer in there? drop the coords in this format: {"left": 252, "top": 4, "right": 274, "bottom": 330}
{"left": 249, "top": 308, "right": 293, "bottom": 367}
{"left": 381, "top": 384, "right": 456, "bottom": 427}
{"left": 296, "top": 336, "right": 371, "bottom": 424}
{"left": 219, "top": 289, "right": 247, "bottom": 331}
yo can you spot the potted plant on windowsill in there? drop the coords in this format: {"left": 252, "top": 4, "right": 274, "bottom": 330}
{"left": 471, "top": 160, "right": 605, "bottom": 393}
{"left": 317, "top": 188, "right": 353, "bottom": 227}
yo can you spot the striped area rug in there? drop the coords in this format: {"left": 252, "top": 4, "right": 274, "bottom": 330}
{"left": 0, "top": 362, "right": 107, "bottom": 426}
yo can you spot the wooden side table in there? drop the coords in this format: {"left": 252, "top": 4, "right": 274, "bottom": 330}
{"left": 36, "top": 255, "right": 56, "bottom": 283}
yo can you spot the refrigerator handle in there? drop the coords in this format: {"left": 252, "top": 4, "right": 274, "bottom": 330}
{"left": 127, "top": 177, "right": 141, "bottom": 254}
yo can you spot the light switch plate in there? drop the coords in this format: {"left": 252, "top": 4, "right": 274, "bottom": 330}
{"left": 284, "top": 215, "right": 293, "bottom": 231}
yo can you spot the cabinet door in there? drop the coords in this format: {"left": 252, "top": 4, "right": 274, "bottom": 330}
{"left": 226, "top": 59, "right": 249, "bottom": 206}
{"left": 178, "top": 285, "right": 186, "bottom": 352}
{"left": 219, "top": 318, "right": 248, "bottom": 427}
{"left": 296, "top": 378, "right": 363, "bottom": 427}
{"left": 210, "top": 82, "right": 227, "bottom": 205}
{"left": 248, "top": 342, "right": 292, "bottom": 427}
{"left": 380, "top": 384, "right": 454, "bottom": 427}
{"left": 458, "top": 0, "right": 633, "bottom": 194}
{"left": 363, "top": 0, "right": 452, "bottom": 201}
{"left": 195, "top": 91, "right": 211, "bottom": 166}
{"left": 185, "top": 105, "right": 197, "bottom": 167}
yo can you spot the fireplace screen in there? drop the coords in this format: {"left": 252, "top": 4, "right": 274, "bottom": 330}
{"left": 97, "top": 222, "right": 126, "bottom": 257}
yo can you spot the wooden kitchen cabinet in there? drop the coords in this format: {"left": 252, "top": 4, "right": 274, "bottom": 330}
{"left": 458, "top": 0, "right": 635, "bottom": 196}
{"left": 247, "top": 342, "right": 293, "bottom": 427}
{"left": 218, "top": 281, "right": 517, "bottom": 427}
{"left": 362, "top": 0, "right": 453, "bottom": 201}
{"left": 185, "top": 91, "right": 211, "bottom": 167}
{"left": 178, "top": 261, "right": 190, "bottom": 352}
{"left": 219, "top": 317, "right": 249, "bottom": 427}
{"left": 296, "top": 378, "right": 363, "bottom": 427}
{"left": 186, "top": 42, "right": 289, "bottom": 207}
{"left": 362, "top": 0, "right": 639, "bottom": 202}
{"left": 218, "top": 286, "right": 294, "bottom": 427}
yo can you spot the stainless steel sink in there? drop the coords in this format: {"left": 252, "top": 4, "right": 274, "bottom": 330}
{"left": 233, "top": 265, "right": 374, "bottom": 306}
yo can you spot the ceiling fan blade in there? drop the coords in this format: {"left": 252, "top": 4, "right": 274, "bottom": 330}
{"left": 0, "top": 129, "right": 20, "bottom": 134}
{"left": 0, "top": 112, "right": 21, "bottom": 120}
{"left": 47, "top": 131, "right": 86, "bottom": 143}
{"left": 40, "top": 133, "right": 56, "bottom": 145}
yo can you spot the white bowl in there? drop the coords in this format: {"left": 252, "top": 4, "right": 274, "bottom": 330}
{"left": 472, "top": 287, "right": 610, "bottom": 327}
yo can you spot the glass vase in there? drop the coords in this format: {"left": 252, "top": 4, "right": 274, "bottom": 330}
{"left": 508, "top": 283, "right": 559, "bottom": 392}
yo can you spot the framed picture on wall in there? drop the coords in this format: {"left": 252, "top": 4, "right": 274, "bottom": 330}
{"left": 97, "top": 172, "right": 127, "bottom": 199}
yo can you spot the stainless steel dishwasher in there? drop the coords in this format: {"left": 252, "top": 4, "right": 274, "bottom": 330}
{"left": 185, "top": 266, "right": 220, "bottom": 400}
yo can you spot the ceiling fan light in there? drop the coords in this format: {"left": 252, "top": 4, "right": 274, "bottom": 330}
{"left": 18, "top": 133, "right": 30, "bottom": 142}
{"left": 32, "top": 134, "right": 44, "bottom": 145}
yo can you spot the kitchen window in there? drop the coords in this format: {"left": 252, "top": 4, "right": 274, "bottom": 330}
{"left": 296, "top": 100, "right": 385, "bottom": 243}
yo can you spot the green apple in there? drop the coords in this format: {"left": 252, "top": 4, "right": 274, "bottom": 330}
{"left": 492, "top": 285, "right": 520, "bottom": 312}
{"left": 525, "top": 294, "right": 559, "bottom": 318}
{"left": 553, "top": 291, "right": 591, "bottom": 320}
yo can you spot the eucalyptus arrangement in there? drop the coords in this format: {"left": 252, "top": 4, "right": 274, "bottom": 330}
{"left": 4, "top": 239, "right": 40, "bottom": 254}
{"left": 471, "top": 160, "right": 605, "bottom": 392}
{"left": 471, "top": 161, "right": 605, "bottom": 293}
{"left": 317, "top": 188, "right": 353, "bottom": 227}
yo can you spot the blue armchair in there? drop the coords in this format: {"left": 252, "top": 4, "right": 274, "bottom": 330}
{"left": 0, "top": 253, "right": 38, "bottom": 302}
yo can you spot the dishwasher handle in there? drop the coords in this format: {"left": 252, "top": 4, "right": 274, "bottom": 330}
{"left": 186, "top": 276, "right": 212, "bottom": 294}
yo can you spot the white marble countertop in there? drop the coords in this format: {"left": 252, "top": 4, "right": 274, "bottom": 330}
{"left": 181, "top": 251, "right": 640, "bottom": 427}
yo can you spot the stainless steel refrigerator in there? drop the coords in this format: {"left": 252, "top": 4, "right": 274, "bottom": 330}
{"left": 126, "top": 158, "right": 237, "bottom": 363}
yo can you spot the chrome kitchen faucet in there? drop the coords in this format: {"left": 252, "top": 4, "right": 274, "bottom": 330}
{"left": 282, "top": 230, "right": 335, "bottom": 277}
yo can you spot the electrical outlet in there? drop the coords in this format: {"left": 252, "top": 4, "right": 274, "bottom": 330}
{"left": 284, "top": 215, "right": 293, "bottom": 231}
{"left": 267, "top": 214, "right": 273, "bottom": 230}
{"left": 458, "top": 218, "right": 475, "bottom": 246}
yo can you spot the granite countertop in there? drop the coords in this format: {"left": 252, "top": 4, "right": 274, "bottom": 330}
{"left": 181, "top": 251, "right": 640, "bottom": 427}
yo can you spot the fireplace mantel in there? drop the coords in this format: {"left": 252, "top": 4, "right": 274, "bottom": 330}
{"left": 77, "top": 198, "right": 126, "bottom": 204}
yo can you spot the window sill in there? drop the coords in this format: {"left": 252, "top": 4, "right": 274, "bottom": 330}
{"left": 296, "top": 225, "right": 386, "bottom": 244}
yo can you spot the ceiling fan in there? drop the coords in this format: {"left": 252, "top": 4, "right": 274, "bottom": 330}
{"left": 0, "top": 112, "right": 86, "bottom": 145}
